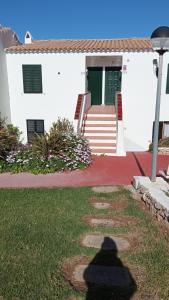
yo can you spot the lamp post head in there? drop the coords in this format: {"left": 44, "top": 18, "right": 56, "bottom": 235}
{"left": 151, "top": 26, "right": 169, "bottom": 52}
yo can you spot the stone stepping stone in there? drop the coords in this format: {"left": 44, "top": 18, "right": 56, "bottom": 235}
{"left": 90, "top": 197, "right": 128, "bottom": 210}
{"left": 92, "top": 202, "right": 111, "bottom": 209}
{"left": 73, "top": 264, "right": 132, "bottom": 287}
{"left": 92, "top": 186, "right": 120, "bottom": 193}
{"left": 82, "top": 234, "right": 130, "bottom": 251}
{"left": 89, "top": 218, "right": 123, "bottom": 227}
{"left": 84, "top": 215, "right": 137, "bottom": 228}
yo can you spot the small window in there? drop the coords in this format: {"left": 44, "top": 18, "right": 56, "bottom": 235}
{"left": 166, "top": 64, "right": 169, "bottom": 94}
{"left": 163, "top": 121, "right": 169, "bottom": 138}
{"left": 152, "top": 121, "right": 169, "bottom": 141}
{"left": 152, "top": 121, "right": 163, "bottom": 141}
{"left": 22, "top": 65, "right": 42, "bottom": 93}
{"left": 27, "top": 119, "right": 44, "bottom": 143}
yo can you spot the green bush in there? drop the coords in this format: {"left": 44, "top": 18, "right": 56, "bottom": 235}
{"left": 32, "top": 133, "right": 50, "bottom": 160}
{"left": 0, "top": 116, "right": 21, "bottom": 160}
{"left": 158, "top": 138, "right": 169, "bottom": 147}
{"left": 48, "top": 118, "right": 74, "bottom": 155}
{"left": 149, "top": 137, "right": 169, "bottom": 151}
{"left": 50, "top": 117, "right": 74, "bottom": 135}
{"left": 31, "top": 118, "right": 74, "bottom": 157}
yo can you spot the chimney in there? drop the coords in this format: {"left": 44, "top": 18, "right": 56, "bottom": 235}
{"left": 25, "top": 31, "right": 32, "bottom": 44}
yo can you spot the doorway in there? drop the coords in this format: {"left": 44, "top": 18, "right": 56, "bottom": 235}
{"left": 105, "top": 67, "right": 121, "bottom": 105}
{"left": 87, "top": 66, "right": 121, "bottom": 105}
{"left": 87, "top": 67, "right": 102, "bottom": 105}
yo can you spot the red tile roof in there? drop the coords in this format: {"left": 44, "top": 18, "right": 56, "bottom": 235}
{"left": 0, "top": 27, "right": 12, "bottom": 34}
{"left": 6, "top": 38, "right": 152, "bottom": 53}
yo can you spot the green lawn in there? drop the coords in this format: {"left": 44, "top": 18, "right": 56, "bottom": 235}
{"left": 0, "top": 187, "right": 169, "bottom": 299}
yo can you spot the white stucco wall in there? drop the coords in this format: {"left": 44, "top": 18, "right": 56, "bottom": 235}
{"left": 0, "top": 28, "right": 20, "bottom": 122}
{"left": 0, "top": 38, "right": 10, "bottom": 121}
{"left": 6, "top": 49, "right": 169, "bottom": 150}
{"left": 6, "top": 52, "right": 86, "bottom": 141}
{"left": 122, "top": 51, "right": 169, "bottom": 151}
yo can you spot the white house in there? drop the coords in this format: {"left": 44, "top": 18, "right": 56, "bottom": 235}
{"left": 0, "top": 26, "right": 169, "bottom": 156}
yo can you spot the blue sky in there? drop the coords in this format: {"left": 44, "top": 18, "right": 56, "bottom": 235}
{"left": 1, "top": 0, "right": 169, "bottom": 41}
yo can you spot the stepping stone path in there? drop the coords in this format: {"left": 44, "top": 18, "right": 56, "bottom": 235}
{"left": 92, "top": 186, "right": 120, "bottom": 193}
{"left": 82, "top": 234, "right": 130, "bottom": 251}
{"left": 63, "top": 186, "right": 138, "bottom": 296}
{"left": 73, "top": 264, "right": 133, "bottom": 287}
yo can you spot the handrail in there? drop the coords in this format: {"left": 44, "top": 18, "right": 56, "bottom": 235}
{"left": 115, "top": 91, "right": 125, "bottom": 156}
{"left": 77, "top": 92, "right": 91, "bottom": 134}
{"left": 115, "top": 91, "right": 122, "bottom": 121}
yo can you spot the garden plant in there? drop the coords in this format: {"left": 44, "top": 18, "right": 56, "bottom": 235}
{"left": 0, "top": 117, "right": 91, "bottom": 174}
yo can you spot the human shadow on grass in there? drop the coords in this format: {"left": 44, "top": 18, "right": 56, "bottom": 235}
{"left": 84, "top": 237, "right": 137, "bottom": 300}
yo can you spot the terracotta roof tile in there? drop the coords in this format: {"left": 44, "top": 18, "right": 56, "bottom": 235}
{"left": 6, "top": 38, "right": 152, "bottom": 53}
{"left": 0, "top": 27, "right": 11, "bottom": 34}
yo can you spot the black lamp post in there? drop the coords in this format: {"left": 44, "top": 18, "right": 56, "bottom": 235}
{"left": 150, "top": 26, "right": 169, "bottom": 182}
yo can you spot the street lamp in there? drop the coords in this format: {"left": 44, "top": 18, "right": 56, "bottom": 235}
{"left": 150, "top": 26, "right": 169, "bottom": 182}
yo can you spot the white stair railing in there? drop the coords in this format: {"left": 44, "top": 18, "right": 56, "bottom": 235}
{"left": 115, "top": 92, "right": 126, "bottom": 156}
{"left": 77, "top": 92, "right": 91, "bottom": 134}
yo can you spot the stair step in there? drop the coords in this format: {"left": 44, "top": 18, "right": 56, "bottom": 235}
{"left": 84, "top": 132, "right": 116, "bottom": 137}
{"left": 91, "top": 148, "right": 116, "bottom": 153}
{"left": 86, "top": 116, "right": 116, "bottom": 121}
{"left": 86, "top": 136, "right": 116, "bottom": 140}
{"left": 87, "top": 139, "right": 116, "bottom": 144}
{"left": 87, "top": 105, "right": 116, "bottom": 114}
{"left": 89, "top": 143, "right": 116, "bottom": 147}
{"left": 84, "top": 129, "right": 117, "bottom": 133}
{"left": 87, "top": 114, "right": 116, "bottom": 118}
{"left": 90, "top": 145, "right": 116, "bottom": 150}
{"left": 85, "top": 120, "right": 116, "bottom": 125}
{"left": 84, "top": 124, "right": 116, "bottom": 128}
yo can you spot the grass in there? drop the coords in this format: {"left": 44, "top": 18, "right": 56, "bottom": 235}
{"left": 0, "top": 187, "right": 169, "bottom": 299}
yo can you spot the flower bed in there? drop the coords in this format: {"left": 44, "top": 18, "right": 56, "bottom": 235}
{"left": 0, "top": 135, "right": 91, "bottom": 174}
{"left": 0, "top": 118, "right": 92, "bottom": 174}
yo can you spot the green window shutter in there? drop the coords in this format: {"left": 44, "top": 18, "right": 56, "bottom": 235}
{"left": 166, "top": 64, "right": 169, "bottom": 94}
{"left": 22, "top": 65, "right": 43, "bottom": 93}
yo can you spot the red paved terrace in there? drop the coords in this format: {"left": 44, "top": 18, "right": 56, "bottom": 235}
{"left": 0, "top": 152, "right": 168, "bottom": 188}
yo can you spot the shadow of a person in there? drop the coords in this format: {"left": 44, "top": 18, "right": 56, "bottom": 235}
{"left": 84, "top": 237, "right": 137, "bottom": 300}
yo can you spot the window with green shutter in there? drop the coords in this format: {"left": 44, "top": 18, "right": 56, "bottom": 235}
{"left": 27, "top": 119, "right": 44, "bottom": 142}
{"left": 22, "top": 65, "right": 43, "bottom": 93}
{"left": 166, "top": 64, "right": 169, "bottom": 94}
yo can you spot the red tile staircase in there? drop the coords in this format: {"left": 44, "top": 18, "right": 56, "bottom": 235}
{"left": 83, "top": 105, "right": 117, "bottom": 156}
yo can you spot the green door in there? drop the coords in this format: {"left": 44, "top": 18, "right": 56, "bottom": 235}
{"left": 87, "top": 67, "right": 102, "bottom": 105}
{"left": 105, "top": 67, "right": 121, "bottom": 105}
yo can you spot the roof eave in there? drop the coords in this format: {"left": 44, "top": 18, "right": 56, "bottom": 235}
{"left": 5, "top": 48, "right": 153, "bottom": 54}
